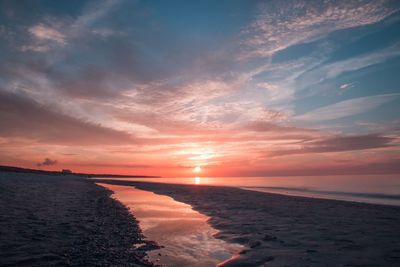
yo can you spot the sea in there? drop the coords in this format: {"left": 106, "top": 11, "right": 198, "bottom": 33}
{"left": 99, "top": 174, "right": 400, "bottom": 206}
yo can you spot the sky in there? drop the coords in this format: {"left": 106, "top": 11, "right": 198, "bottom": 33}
{"left": 0, "top": 0, "right": 400, "bottom": 177}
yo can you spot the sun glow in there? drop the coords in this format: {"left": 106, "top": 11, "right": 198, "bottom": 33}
{"left": 193, "top": 166, "right": 201, "bottom": 173}
{"left": 194, "top": 177, "right": 201, "bottom": 185}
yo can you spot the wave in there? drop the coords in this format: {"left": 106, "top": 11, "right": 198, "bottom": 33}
{"left": 242, "top": 186, "right": 400, "bottom": 200}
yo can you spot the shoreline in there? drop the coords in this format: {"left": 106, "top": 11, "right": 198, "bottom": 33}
{"left": 2, "top": 171, "right": 400, "bottom": 266}
{"left": 96, "top": 179, "right": 400, "bottom": 266}
{"left": 93, "top": 175, "right": 400, "bottom": 207}
{"left": 240, "top": 186, "right": 400, "bottom": 207}
{"left": 0, "top": 172, "right": 154, "bottom": 266}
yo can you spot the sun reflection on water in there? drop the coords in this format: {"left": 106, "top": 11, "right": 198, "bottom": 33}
{"left": 194, "top": 177, "right": 201, "bottom": 185}
{"left": 97, "top": 183, "right": 243, "bottom": 267}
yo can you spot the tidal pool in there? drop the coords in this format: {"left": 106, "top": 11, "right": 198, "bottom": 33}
{"left": 98, "top": 183, "right": 243, "bottom": 267}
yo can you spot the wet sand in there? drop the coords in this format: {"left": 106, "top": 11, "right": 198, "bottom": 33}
{"left": 0, "top": 172, "right": 154, "bottom": 266}
{"left": 96, "top": 180, "right": 400, "bottom": 267}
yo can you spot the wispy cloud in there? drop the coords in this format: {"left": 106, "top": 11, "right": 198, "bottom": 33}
{"left": 29, "top": 24, "right": 66, "bottom": 44}
{"left": 0, "top": 90, "right": 135, "bottom": 145}
{"left": 269, "top": 134, "right": 396, "bottom": 157}
{"left": 304, "top": 42, "right": 400, "bottom": 84}
{"left": 294, "top": 93, "right": 400, "bottom": 122}
{"left": 72, "top": 0, "right": 122, "bottom": 32}
{"left": 20, "top": 0, "right": 122, "bottom": 52}
{"left": 340, "top": 83, "right": 354, "bottom": 90}
{"left": 241, "top": 0, "right": 397, "bottom": 58}
{"left": 20, "top": 23, "right": 66, "bottom": 52}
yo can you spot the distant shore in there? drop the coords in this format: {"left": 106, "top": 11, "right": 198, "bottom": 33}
{"left": 97, "top": 179, "right": 400, "bottom": 266}
{"left": 0, "top": 165, "right": 160, "bottom": 178}
{"left": 0, "top": 172, "right": 155, "bottom": 266}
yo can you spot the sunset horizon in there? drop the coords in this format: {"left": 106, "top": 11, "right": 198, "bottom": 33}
{"left": 1, "top": 1, "right": 400, "bottom": 266}
{"left": 1, "top": 0, "right": 400, "bottom": 178}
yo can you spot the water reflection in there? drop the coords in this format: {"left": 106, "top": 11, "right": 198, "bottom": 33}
{"left": 194, "top": 177, "right": 201, "bottom": 185}
{"left": 97, "top": 183, "right": 243, "bottom": 267}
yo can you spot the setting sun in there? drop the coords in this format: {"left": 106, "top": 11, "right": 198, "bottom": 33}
{"left": 193, "top": 166, "right": 201, "bottom": 173}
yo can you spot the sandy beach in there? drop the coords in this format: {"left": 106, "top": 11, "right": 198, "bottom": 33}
{"left": 97, "top": 179, "right": 400, "bottom": 267}
{"left": 0, "top": 172, "right": 154, "bottom": 267}
{"left": 2, "top": 171, "right": 400, "bottom": 266}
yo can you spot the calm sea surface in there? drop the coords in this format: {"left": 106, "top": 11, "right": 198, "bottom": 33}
{"left": 98, "top": 175, "right": 400, "bottom": 206}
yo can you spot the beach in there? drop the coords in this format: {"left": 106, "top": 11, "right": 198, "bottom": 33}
{"left": 0, "top": 172, "right": 155, "bottom": 266}
{"left": 1, "top": 171, "right": 400, "bottom": 266}
{"left": 97, "top": 179, "right": 400, "bottom": 267}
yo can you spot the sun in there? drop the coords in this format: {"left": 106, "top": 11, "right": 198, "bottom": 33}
{"left": 193, "top": 166, "right": 201, "bottom": 173}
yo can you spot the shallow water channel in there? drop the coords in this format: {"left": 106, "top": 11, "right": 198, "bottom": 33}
{"left": 98, "top": 183, "right": 243, "bottom": 267}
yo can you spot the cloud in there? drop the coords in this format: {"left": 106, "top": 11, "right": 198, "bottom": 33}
{"left": 0, "top": 90, "right": 135, "bottom": 145}
{"left": 340, "top": 83, "right": 354, "bottom": 90}
{"left": 229, "top": 159, "right": 400, "bottom": 176}
{"left": 72, "top": 163, "right": 152, "bottom": 169}
{"left": 245, "top": 121, "right": 316, "bottom": 134}
{"left": 20, "top": 0, "right": 122, "bottom": 53}
{"left": 271, "top": 41, "right": 400, "bottom": 104}
{"left": 308, "top": 42, "right": 400, "bottom": 82}
{"left": 270, "top": 134, "right": 395, "bottom": 156}
{"left": 37, "top": 158, "right": 57, "bottom": 167}
{"left": 241, "top": 0, "right": 397, "bottom": 58}
{"left": 55, "top": 68, "right": 132, "bottom": 99}
{"left": 20, "top": 44, "right": 51, "bottom": 52}
{"left": 20, "top": 23, "right": 67, "bottom": 52}
{"left": 71, "top": 0, "right": 122, "bottom": 34}
{"left": 338, "top": 82, "right": 355, "bottom": 95}
{"left": 108, "top": 74, "right": 253, "bottom": 132}
{"left": 29, "top": 24, "right": 66, "bottom": 44}
{"left": 294, "top": 93, "right": 400, "bottom": 122}
{"left": 91, "top": 28, "right": 124, "bottom": 38}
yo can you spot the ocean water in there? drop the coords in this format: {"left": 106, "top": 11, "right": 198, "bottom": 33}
{"left": 98, "top": 175, "right": 400, "bottom": 206}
